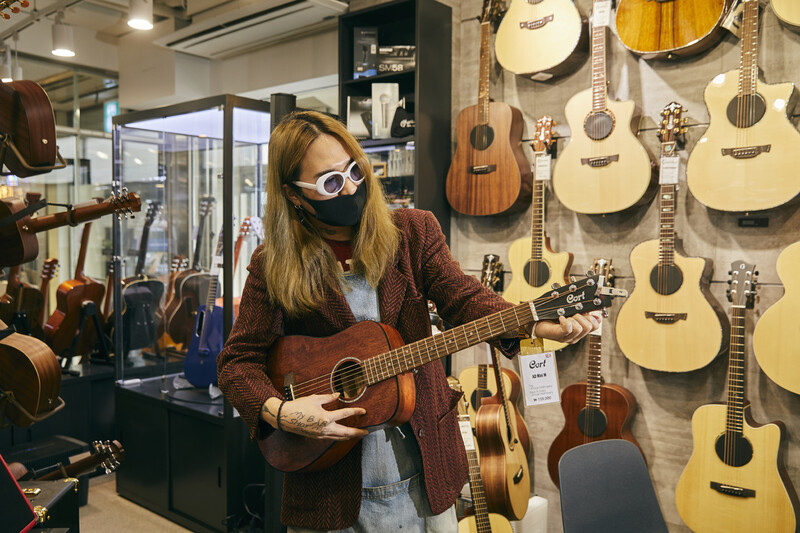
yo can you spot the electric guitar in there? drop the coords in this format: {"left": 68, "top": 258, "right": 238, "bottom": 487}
{"left": 686, "top": 0, "right": 800, "bottom": 212}
{"left": 616, "top": 0, "right": 732, "bottom": 59}
{"left": 504, "top": 116, "right": 573, "bottom": 353}
{"left": 494, "top": 0, "right": 588, "bottom": 80}
{"left": 552, "top": 0, "right": 655, "bottom": 215}
{"left": 773, "top": 0, "right": 800, "bottom": 32}
{"left": 616, "top": 102, "right": 729, "bottom": 372}
{"left": 445, "top": 0, "right": 532, "bottom": 216}
{"left": 547, "top": 259, "right": 643, "bottom": 487}
{"left": 676, "top": 261, "right": 799, "bottom": 533}
{"left": 752, "top": 240, "right": 800, "bottom": 395}
{"left": 451, "top": 379, "right": 514, "bottom": 533}
{"left": 260, "top": 273, "right": 627, "bottom": 474}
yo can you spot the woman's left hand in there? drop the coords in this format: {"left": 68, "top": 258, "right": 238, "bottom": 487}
{"left": 532, "top": 311, "right": 602, "bottom": 344}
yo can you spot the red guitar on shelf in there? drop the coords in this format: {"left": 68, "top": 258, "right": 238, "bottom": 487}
{"left": 546, "top": 259, "right": 643, "bottom": 487}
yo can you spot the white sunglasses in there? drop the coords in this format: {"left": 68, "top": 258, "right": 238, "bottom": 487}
{"left": 292, "top": 160, "right": 366, "bottom": 197}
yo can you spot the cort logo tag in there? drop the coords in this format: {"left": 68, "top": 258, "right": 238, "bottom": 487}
{"left": 566, "top": 291, "right": 586, "bottom": 304}
{"left": 529, "top": 360, "right": 546, "bottom": 369}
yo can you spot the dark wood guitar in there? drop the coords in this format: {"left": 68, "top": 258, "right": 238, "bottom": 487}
{"left": 259, "top": 273, "right": 626, "bottom": 473}
{"left": 0, "top": 264, "right": 45, "bottom": 338}
{"left": 616, "top": 0, "right": 732, "bottom": 59}
{"left": 0, "top": 80, "right": 64, "bottom": 177}
{"left": 156, "top": 255, "right": 188, "bottom": 352}
{"left": 0, "top": 191, "right": 141, "bottom": 268}
{"left": 42, "top": 222, "right": 106, "bottom": 358}
{"left": 10, "top": 440, "right": 125, "bottom": 481}
{"left": 676, "top": 261, "right": 799, "bottom": 533}
{"left": 165, "top": 197, "right": 214, "bottom": 347}
{"left": 0, "top": 318, "right": 62, "bottom": 427}
{"left": 547, "top": 258, "right": 643, "bottom": 487}
{"left": 37, "top": 258, "right": 58, "bottom": 329}
{"left": 445, "top": 0, "right": 531, "bottom": 216}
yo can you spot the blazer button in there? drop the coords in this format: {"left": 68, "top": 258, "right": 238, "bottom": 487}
{"left": 418, "top": 428, "right": 425, "bottom": 438}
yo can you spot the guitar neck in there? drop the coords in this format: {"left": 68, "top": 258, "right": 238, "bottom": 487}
{"left": 460, "top": 413, "right": 493, "bottom": 533}
{"left": 530, "top": 156, "right": 547, "bottom": 260}
{"left": 134, "top": 223, "right": 152, "bottom": 276}
{"left": 590, "top": 18, "right": 608, "bottom": 112}
{"left": 489, "top": 346, "right": 515, "bottom": 441}
{"left": 726, "top": 306, "right": 747, "bottom": 435}
{"left": 192, "top": 215, "right": 208, "bottom": 271}
{"left": 5, "top": 265, "right": 21, "bottom": 293}
{"left": 658, "top": 157, "right": 677, "bottom": 266}
{"left": 74, "top": 223, "right": 93, "bottom": 281}
{"left": 586, "top": 332, "right": 603, "bottom": 409}
{"left": 478, "top": 363, "right": 488, "bottom": 391}
{"left": 738, "top": 0, "right": 759, "bottom": 100}
{"left": 477, "top": 21, "right": 492, "bottom": 125}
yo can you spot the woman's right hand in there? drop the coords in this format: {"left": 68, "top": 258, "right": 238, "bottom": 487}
{"left": 264, "top": 393, "right": 368, "bottom": 441}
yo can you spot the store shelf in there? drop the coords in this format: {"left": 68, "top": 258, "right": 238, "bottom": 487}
{"left": 343, "top": 68, "right": 416, "bottom": 86}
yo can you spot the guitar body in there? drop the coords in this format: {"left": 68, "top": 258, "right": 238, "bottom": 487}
{"left": 687, "top": 70, "right": 800, "bottom": 211}
{"left": 43, "top": 280, "right": 106, "bottom": 358}
{"left": 259, "top": 320, "right": 415, "bottom": 473}
{"left": 166, "top": 272, "right": 210, "bottom": 347}
{"left": 0, "top": 197, "right": 40, "bottom": 267}
{"left": 546, "top": 382, "right": 640, "bottom": 487}
{"left": 475, "top": 400, "right": 531, "bottom": 520}
{"left": 0, "top": 282, "right": 45, "bottom": 339}
{"left": 183, "top": 303, "right": 225, "bottom": 387}
{"left": 753, "top": 241, "right": 800, "bottom": 395}
{"left": 553, "top": 90, "right": 655, "bottom": 214}
{"left": 0, "top": 320, "right": 61, "bottom": 427}
{"left": 773, "top": 0, "right": 800, "bottom": 31}
{"left": 458, "top": 513, "right": 514, "bottom": 533}
{"left": 495, "top": 0, "right": 588, "bottom": 78}
{"left": 108, "top": 278, "right": 165, "bottom": 355}
{"left": 616, "top": 0, "right": 731, "bottom": 59}
{"left": 0, "top": 80, "right": 58, "bottom": 177}
{"left": 504, "top": 236, "right": 572, "bottom": 352}
{"left": 676, "top": 403, "right": 799, "bottom": 533}
{"left": 616, "top": 239, "right": 728, "bottom": 372}
{"left": 446, "top": 102, "right": 532, "bottom": 216}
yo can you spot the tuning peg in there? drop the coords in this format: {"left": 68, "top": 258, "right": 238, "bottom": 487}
{"left": 551, "top": 282, "right": 561, "bottom": 289}
{"left": 754, "top": 270, "right": 759, "bottom": 276}
{"left": 0, "top": 12, "right": 10, "bottom": 19}
{"left": 585, "top": 270, "right": 594, "bottom": 277}
{"left": 569, "top": 275, "right": 577, "bottom": 283}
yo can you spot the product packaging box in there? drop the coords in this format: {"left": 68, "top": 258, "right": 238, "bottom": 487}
{"left": 354, "top": 27, "right": 378, "bottom": 79}
{"left": 371, "top": 83, "right": 400, "bottom": 139}
{"left": 377, "top": 45, "right": 416, "bottom": 74}
{"left": 347, "top": 96, "right": 372, "bottom": 139}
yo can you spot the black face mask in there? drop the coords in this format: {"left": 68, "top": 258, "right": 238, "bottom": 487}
{"left": 301, "top": 184, "right": 367, "bottom": 227}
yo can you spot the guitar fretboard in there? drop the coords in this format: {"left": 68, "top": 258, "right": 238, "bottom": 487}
{"left": 726, "top": 306, "right": 746, "bottom": 435}
{"left": 530, "top": 155, "right": 546, "bottom": 261}
{"left": 738, "top": 0, "right": 759, "bottom": 99}
{"left": 590, "top": 19, "right": 607, "bottom": 113}
{"left": 586, "top": 333, "right": 603, "bottom": 409}
{"left": 464, "top": 437, "right": 492, "bottom": 533}
{"left": 478, "top": 21, "right": 492, "bottom": 125}
{"left": 658, "top": 181, "right": 677, "bottom": 266}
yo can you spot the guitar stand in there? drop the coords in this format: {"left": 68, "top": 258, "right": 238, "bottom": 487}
{"left": 62, "top": 301, "right": 112, "bottom": 368}
{"left": 9, "top": 311, "right": 31, "bottom": 336}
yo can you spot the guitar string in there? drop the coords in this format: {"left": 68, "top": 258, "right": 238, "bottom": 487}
{"left": 287, "top": 294, "right": 596, "bottom": 398}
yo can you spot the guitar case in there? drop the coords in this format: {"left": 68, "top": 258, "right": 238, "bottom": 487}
{"left": 0, "top": 452, "right": 38, "bottom": 533}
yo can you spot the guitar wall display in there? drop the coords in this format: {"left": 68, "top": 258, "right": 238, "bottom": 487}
{"left": 686, "top": 0, "right": 800, "bottom": 212}
{"left": 504, "top": 116, "right": 573, "bottom": 353}
{"left": 615, "top": 102, "right": 729, "bottom": 373}
{"left": 552, "top": 0, "right": 655, "bottom": 215}
{"left": 494, "top": 0, "right": 588, "bottom": 80}
{"left": 772, "top": 0, "right": 800, "bottom": 32}
{"left": 675, "top": 261, "right": 799, "bottom": 533}
{"left": 615, "top": 0, "right": 733, "bottom": 59}
{"left": 445, "top": 0, "right": 532, "bottom": 216}
{"left": 753, "top": 240, "right": 800, "bottom": 395}
{"left": 547, "top": 258, "right": 643, "bottom": 487}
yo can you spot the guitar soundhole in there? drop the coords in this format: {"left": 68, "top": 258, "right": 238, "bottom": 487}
{"left": 649, "top": 264, "right": 683, "bottom": 296}
{"left": 726, "top": 94, "right": 766, "bottom": 128}
{"left": 583, "top": 111, "right": 615, "bottom": 141}
{"left": 469, "top": 124, "right": 495, "bottom": 151}
{"left": 715, "top": 433, "right": 753, "bottom": 467}
{"left": 523, "top": 259, "right": 551, "bottom": 288}
{"left": 470, "top": 389, "right": 492, "bottom": 412}
{"left": 331, "top": 358, "right": 366, "bottom": 402}
{"left": 577, "top": 407, "right": 607, "bottom": 438}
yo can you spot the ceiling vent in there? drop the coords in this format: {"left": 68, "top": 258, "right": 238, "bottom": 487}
{"left": 153, "top": 0, "right": 348, "bottom": 59}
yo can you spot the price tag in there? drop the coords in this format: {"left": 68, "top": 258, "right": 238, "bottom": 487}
{"left": 458, "top": 419, "right": 475, "bottom": 450}
{"left": 593, "top": 0, "right": 612, "bottom": 27}
{"left": 519, "top": 351, "right": 560, "bottom": 406}
{"left": 534, "top": 154, "right": 552, "bottom": 181}
{"left": 659, "top": 155, "right": 680, "bottom": 184}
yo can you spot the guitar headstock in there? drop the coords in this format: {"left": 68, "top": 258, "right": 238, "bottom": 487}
{"left": 535, "top": 273, "right": 627, "bottom": 321}
{"left": 248, "top": 216, "right": 265, "bottom": 241}
{"left": 590, "top": 258, "right": 614, "bottom": 288}
{"left": 480, "top": 0, "right": 505, "bottom": 25}
{"left": 531, "top": 115, "right": 555, "bottom": 154}
{"left": 658, "top": 102, "right": 688, "bottom": 146}
{"left": 105, "top": 258, "right": 115, "bottom": 276}
{"left": 0, "top": 0, "right": 29, "bottom": 19}
{"left": 199, "top": 196, "right": 216, "bottom": 218}
{"left": 144, "top": 201, "right": 162, "bottom": 227}
{"left": 170, "top": 254, "right": 188, "bottom": 273}
{"left": 107, "top": 189, "right": 142, "bottom": 219}
{"left": 90, "top": 440, "right": 126, "bottom": 475}
{"left": 727, "top": 260, "right": 758, "bottom": 308}
{"left": 41, "top": 258, "right": 59, "bottom": 281}
{"left": 480, "top": 253, "right": 503, "bottom": 292}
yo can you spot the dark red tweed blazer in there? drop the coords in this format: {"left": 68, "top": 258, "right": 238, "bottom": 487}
{"left": 217, "top": 208, "right": 517, "bottom": 530}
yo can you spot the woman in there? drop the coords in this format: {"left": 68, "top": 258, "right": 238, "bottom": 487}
{"left": 217, "top": 111, "right": 599, "bottom": 532}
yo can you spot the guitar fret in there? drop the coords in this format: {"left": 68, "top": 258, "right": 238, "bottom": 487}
{"left": 590, "top": 22, "right": 607, "bottom": 113}
{"left": 478, "top": 22, "right": 491, "bottom": 125}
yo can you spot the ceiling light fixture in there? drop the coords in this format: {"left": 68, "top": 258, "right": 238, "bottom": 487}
{"left": 52, "top": 12, "right": 75, "bottom": 57}
{"left": 128, "top": 0, "right": 153, "bottom": 30}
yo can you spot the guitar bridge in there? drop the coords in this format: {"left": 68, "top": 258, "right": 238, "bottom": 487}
{"left": 711, "top": 481, "right": 755, "bottom": 498}
{"left": 469, "top": 165, "right": 497, "bottom": 175}
{"left": 580, "top": 155, "right": 619, "bottom": 167}
{"left": 644, "top": 312, "right": 687, "bottom": 324}
{"left": 721, "top": 145, "right": 771, "bottom": 159}
{"left": 283, "top": 373, "right": 296, "bottom": 401}
{"left": 520, "top": 15, "right": 553, "bottom": 30}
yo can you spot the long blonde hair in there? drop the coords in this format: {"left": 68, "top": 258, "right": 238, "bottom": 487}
{"left": 261, "top": 111, "right": 400, "bottom": 317}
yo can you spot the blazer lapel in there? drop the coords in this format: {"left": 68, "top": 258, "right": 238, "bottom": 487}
{"left": 318, "top": 281, "right": 357, "bottom": 332}
{"left": 378, "top": 253, "right": 408, "bottom": 328}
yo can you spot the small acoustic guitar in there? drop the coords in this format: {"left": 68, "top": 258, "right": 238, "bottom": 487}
{"left": 446, "top": 0, "right": 531, "bottom": 216}
{"left": 773, "top": 0, "right": 800, "bottom": 31}
{"left": 616, "top": 0, "right": 732, "bottom": 59}
{"left": 155, "top": 255, "right": 189, "bottom": 352}
{"left": 615, "top": 102, "right": 729, "bottom": 372}
{"left": 10, "top": 440, "right": 125, "bottom": 481}
{"left": 686, "top": 0, "right": 800, "bottom": 211}
{"left": 676, "top": 261, "right": 799, "bottom": 533}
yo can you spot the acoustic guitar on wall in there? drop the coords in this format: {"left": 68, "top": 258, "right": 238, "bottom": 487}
{"left": 445, "top": 0, "right": 532, "bottom": 216}
{"left": 494, "top": 0, "right": 588, "bottom": 81}
{"left": 616, "top": 0, "right": 733, "bottom": 59}
{"left": 552, "top": 0, "right": 655, "bottom": 215}
{"left": 686, "top": 0, "right": 800, "bottom": 212}
{"left": 675, "top": 261, "right": 799, "bottom": 533}
{"left": 773, "top": 0, "right": 800, "bottom": 32}
{"left": 504, "top": 116, "right": 573, "bottom": 353}
{"left": 615, "top": 102, "right": 729, "bottom": 373}
{"left": 752, "top": 240, "right": 800, "bottom": 395}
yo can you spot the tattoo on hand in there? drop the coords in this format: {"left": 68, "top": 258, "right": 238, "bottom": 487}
{"left": 286, "top": 410, "right": 328, "bottom": 436}
{"left": 262, "top": 402, "right": 276, "bottom": 418}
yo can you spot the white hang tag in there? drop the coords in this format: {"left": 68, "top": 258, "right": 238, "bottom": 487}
{"left": 458, "top": 419, "right": 476, "bottom": 450}
{"left": 659, "top": 155, "right": 680, "bottom": 185}
{"left": 534, "top": 154, "right": 552, "bottom": 181}
{"left": 519, "top": 351, "right": 560, "bottom": 406}
{"left": 593, "top": 0, "right": 612, "bottom": 27}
